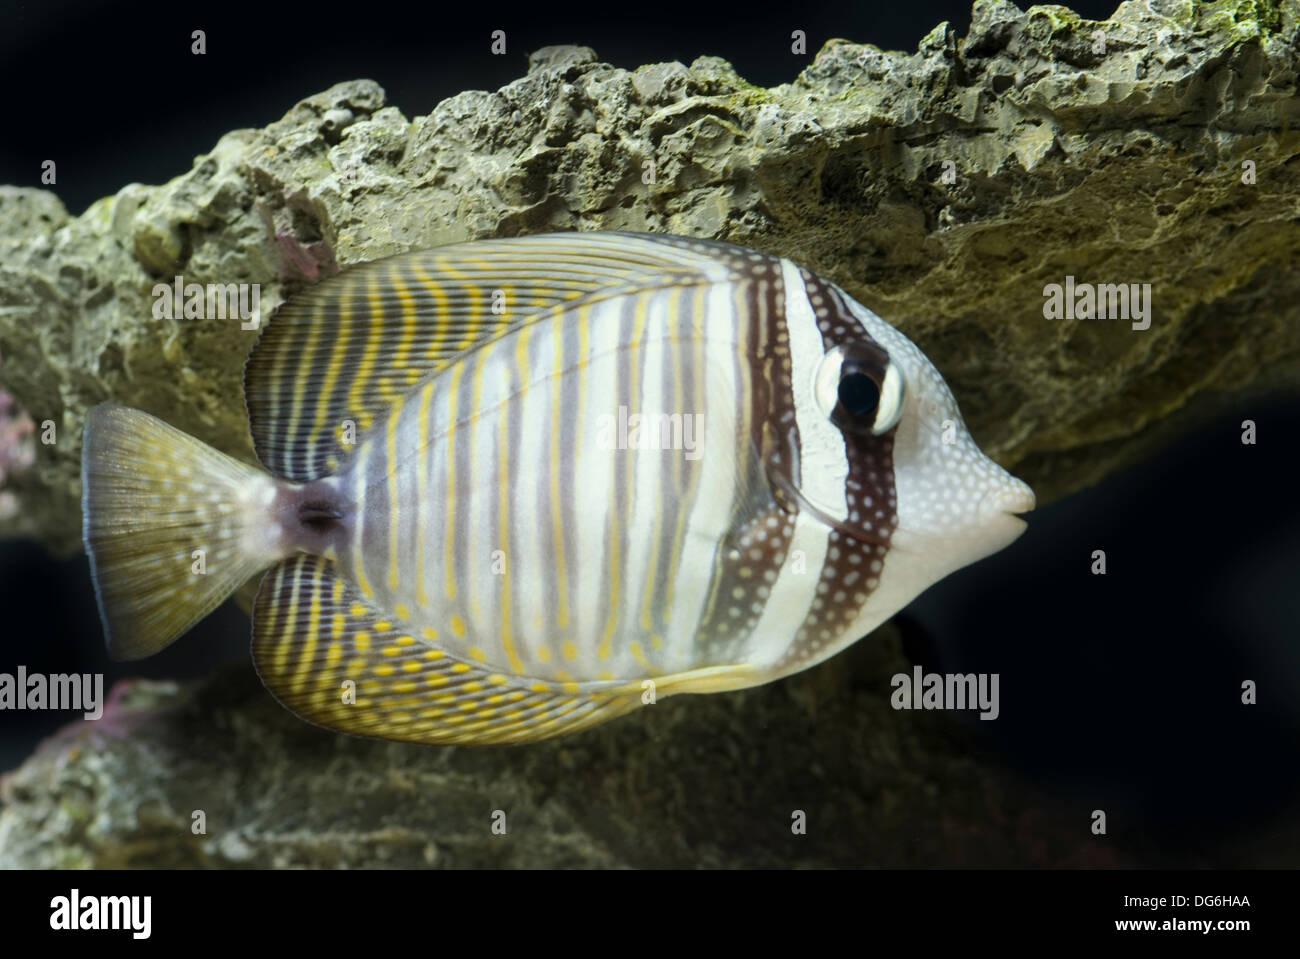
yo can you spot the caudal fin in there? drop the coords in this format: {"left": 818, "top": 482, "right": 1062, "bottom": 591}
{"left": 81, "top": 404, "right": 286, "bottom": 660}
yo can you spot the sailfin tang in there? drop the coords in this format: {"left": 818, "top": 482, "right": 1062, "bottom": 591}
{"left": 251, "top": 554, "right": 644, "bottom": 745}
{"left": 244, "top": 232, "right": 736, "bottom": 481}
{"left": 81, "top": 404, "right": 284, "bottom": 660}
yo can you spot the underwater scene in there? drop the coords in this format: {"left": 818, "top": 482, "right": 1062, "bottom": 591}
{"left": 0, "top": 0, "right": 1297, "bottom": 908}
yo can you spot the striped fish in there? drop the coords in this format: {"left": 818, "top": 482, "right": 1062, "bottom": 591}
{"left": 81, "top": 232, "right": 1034, "bottom": 745}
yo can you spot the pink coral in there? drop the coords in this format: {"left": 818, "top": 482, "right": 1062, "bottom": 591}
{"left": 0, "top": 351, "right": 37, "bottom": 521}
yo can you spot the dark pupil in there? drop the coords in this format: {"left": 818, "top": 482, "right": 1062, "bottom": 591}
{"left": 838, "top": 372, "right": 880, "bottom": 418}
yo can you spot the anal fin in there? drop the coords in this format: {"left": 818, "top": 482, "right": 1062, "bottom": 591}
{"left": 251, "top": 555, "right": 644, "bottom": 745}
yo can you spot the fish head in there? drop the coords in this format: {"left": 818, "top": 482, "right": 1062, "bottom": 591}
{"left": 764, "top": 272, "right": 1034, "bottom": 629}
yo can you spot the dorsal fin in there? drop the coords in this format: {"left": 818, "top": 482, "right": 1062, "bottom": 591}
{"left": 244, "top": 231, "right": 747, "bottom": 480}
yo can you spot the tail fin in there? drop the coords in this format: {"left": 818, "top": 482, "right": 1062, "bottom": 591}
{"left": 81, "top": 404, "right": 286, "bottom": 660}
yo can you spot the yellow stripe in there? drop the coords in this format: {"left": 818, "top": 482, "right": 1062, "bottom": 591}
{"left": 409, "top": 260, "right": 453, "bottom": 370}
{"left": 628, "top": 640, "right": 651, "bottom": 672}
{"left": 352, "top": 442, "right": 376, "bottom": 599}
{"left": 468, "top": 344, "right": 488, "bottom": 623}
{"left": 293, "top": 567, "right": 323, "bottom": 692}
{"left": 438, "top": 255, "right": 489, "bottom": 355}
{"left": 284, "top": 298, "right": 327, "bottom": 473}
{"left": 311, "top": 281, "right": 353, "bottom": 458}
{"left": 346, "top": 272, "right": 386, "bottom": 430}
{"left": 385, "top": 393, "right": 404, "bottom": 592}
{"left": 628, "top": 293, "right": 649, "bottom": 413}
{"left": 263, "top": 564, "right": 286, "bottom": 669}
{"left": 414, "top": 380, "right": 434, "bottom": 608}
{"left": 443, "top": 362, "right": 465, "bottom": 601}
{"left": 275, "top": 562, "right": 305, "bottom": 675}
{"left": 383, "top": 266, "right": 419, "bottom": 402}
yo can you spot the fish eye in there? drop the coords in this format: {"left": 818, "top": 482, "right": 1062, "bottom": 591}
{"left": 813, "top": 343, "right": 905, "bottom": 436}
{"left": 837, "top": 371, "right": 880, "bottom": 417}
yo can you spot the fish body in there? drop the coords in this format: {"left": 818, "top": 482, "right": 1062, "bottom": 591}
{"left": 82, "top": 231, "right": 1034, "bottom": 744}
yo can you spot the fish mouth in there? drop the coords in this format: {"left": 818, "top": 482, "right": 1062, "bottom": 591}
{"left": 979, "top": 481, "right": 1036, "bottom": 524}
{"left": 969, "top": 481, "right": 1036, "bottom": 550}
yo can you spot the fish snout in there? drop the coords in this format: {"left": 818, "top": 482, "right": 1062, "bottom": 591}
{"left": 978, "top": 476, "right": 1036, "bottom": 520}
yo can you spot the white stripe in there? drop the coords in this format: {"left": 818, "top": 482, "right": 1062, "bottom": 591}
{"left": 420, "top": 381, "right": 450, "bottom": 615}
{"left": 571, "top": 299, "right": 620, "bottom": 667}
{"left": 779, "top": 258, "right": 849, "bottom": 523}
{"left": 664, "top": 282, "right": 740, "bottom": 672}
{"left": 619, "top": 299, "right": 668, "bottom": 675}
{"left": 512, "top": 320, "right": 551, "bottom": 671}
{"left": 742, "top": 513, "right": 830, "bottom": 667}
{"left": 465, "top": 346, "right": 497, "bottom": 654}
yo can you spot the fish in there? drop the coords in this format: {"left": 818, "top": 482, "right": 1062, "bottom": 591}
{"left": 81, "top": 231, "right": 1035, "bottom": 745}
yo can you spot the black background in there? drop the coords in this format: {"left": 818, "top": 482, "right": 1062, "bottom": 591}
{"left": 1, "top": 0, "right": 1298, "bottom": 866}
